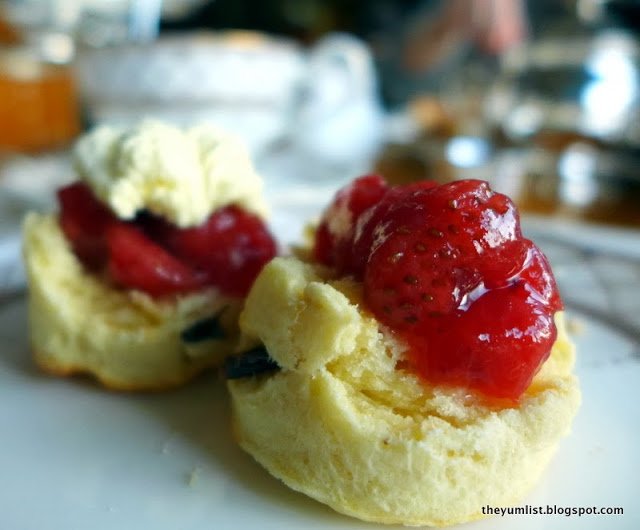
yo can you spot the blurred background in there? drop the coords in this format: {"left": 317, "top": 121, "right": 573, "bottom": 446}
{"left": 1, "top": 6, "right": 639, "bottom": 507}
{"left": 0, "top": 0, "right": 639, "bottom": 231}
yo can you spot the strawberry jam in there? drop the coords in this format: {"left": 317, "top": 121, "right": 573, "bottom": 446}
{"left": 57, "top": 182, "right": 276, "bottom": 298}
{"left": 315, "top": 177, "right": 562, "bottom": 401}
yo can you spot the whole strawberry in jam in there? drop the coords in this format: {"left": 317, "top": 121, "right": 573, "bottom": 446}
{"left": 314, "top": 175, "right": 437, "bottom": 277}
{"left": 58, "top": 182, "right": 276, "bottom": 298}
{"left": 314, "top": 177, "right": 562, "bottom": 401}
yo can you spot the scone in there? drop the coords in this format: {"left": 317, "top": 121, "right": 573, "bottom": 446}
{"left": 227, "top": 176, "right": 580, "bottom": 526}
{"left": 23, "top": 120, "right": 277, "bottom": 391}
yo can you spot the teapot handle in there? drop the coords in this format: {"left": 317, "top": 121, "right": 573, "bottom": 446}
{"left": 309, "top": 32, "right": 377, "bottom": 92}
{"left": 302, "top": 32, "right": 378, "bottom": 121}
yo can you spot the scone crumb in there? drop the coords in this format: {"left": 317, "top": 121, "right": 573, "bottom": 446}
{"left": 161, "top": 440, "right": 172, "bottom": 456}
{"left": 566, "top": 316, "right": 586, "bottom": 336}
{"left": 186, "top": 466, "right": 202, "bottom": 487}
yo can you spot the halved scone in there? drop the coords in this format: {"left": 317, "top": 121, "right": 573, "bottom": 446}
{"left": 227, "top": 177, "right": 580, "bottom": 526}
{"left": 23, "top": 120, "right": 276, "bottom": 391}
{"left": 228, "top": 257, "right": 580, "bottom": 526}
{"left": 24, "top": 213, "right": 243, "bottom": 390}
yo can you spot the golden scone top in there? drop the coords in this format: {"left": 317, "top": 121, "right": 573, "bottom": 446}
{"left": 239, "top": 257, "right": 365, "bottom": 374}
{"left": 73, "top": 120, "right": 269, "bottom": 228}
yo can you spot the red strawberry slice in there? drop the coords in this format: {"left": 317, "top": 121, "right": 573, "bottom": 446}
{"left": 57, "top": 182, "right": 117, "bottom": 270}
{"left": 57, "top": 182, "right": 277, "bottom": 299}
{"left": 158, "top": 205, "right": 277, "bottom": 297}
{"left": 106, "top": 223, "right": 206, "bottom": 297}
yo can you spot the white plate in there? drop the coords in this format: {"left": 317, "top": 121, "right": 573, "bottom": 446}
{"left": 1, "top": 211, "right": 639, "bottom": 529}
{"left": 1, "top": 303, "right": 639, "bottom": 528}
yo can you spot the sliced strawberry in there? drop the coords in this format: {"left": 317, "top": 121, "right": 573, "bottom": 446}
{"left": 159, "top": 206, "right": 277, "bottom": 297}
{"left": 57, "top": 181, "right": 276, "bottom": 298}
{"left": 106, "top": 223, "right": 206, "bottom": 297}
{"left": 57, "top": 182, "right": 116, "bottom": 270}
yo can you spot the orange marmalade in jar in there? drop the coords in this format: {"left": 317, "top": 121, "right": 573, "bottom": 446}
{"left": 0, "top": 47, "right": 80, "bottom": 153}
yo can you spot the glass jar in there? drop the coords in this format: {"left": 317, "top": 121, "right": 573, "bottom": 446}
{"left": 0, "top": 46, "right": 80, "bottom": 154}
